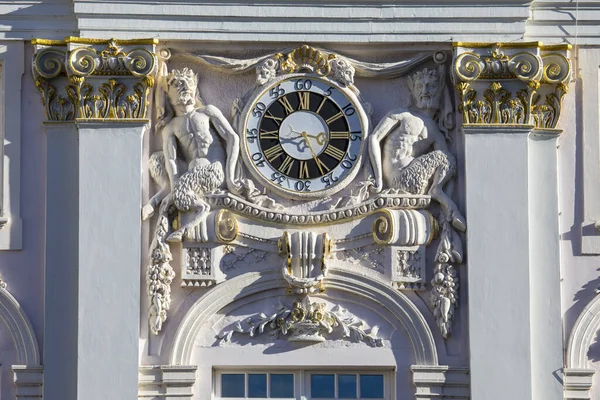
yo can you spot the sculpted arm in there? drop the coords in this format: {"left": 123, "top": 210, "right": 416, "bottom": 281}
{"left": 162, "top": 127, "right": 179, "bottom": 190}
{"left": 431, "top": 127, "right": 450, "bottom": 152}
{"left": 369, "top": 113, "right": 400, "bottom": 192}
{"left": 206, "top": 105, "right": 242, "bottom": 193}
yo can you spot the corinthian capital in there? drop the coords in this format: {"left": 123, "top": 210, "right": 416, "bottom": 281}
{"left": 32, "top": 38, "right": 159, "bottom": 122}
{"left": 452, "top": 42, "right": 572, "bottom": 130}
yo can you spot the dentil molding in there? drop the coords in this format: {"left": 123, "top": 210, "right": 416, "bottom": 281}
{"left": 31, "top": 37, "right": 158, "bottom": 121}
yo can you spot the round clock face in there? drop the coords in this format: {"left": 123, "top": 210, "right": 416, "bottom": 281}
{"left": 242, "top": 76, "right": 365, "bottom": 199}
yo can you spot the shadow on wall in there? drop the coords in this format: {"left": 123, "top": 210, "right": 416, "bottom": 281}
{"left": 566, "top": 267, "right": 600, "bottom": 345}
{"left": 588, "top": 328, "right": 600, "bottom": 362}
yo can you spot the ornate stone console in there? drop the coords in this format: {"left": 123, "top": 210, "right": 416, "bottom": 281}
{"left": 140, "top": 45, "right": 466, "bottom": 345}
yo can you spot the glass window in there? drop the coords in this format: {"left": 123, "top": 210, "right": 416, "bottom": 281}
{"left": 248, "top": 374, "right": 267, "bottom": 398}
{"left": 311, "top": 374, "right": 335, "bottom": 398}
{"left": 270, "top": 374, "right": 294, "bottom": 398}
{"left": 216, "top": 370, "right": 388, "bottom": 399}
{"left": 222, "top": 374, "right": 245, "bottom": 398}
{"left": 338, "top": 375, "right": 357, "bottom": 399}
{"left": 359, "top": 375, "right": 383, "bottom": 399}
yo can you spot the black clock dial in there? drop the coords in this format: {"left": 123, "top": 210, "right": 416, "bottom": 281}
{"left": 257, "top": 91, "right": 350, "bottom": 180}
{"left": 243, "top": 76, "right": 365, "bottom": 199}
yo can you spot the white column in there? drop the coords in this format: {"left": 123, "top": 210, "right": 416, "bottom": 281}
{"left": 464, "top": 125, "right": 563, "bottom": 400}
{"left": 464, "top": 125, "right": 533, "bottom": 400}
{"left": 528, "top": 129, "right": 563, "bottom": 400}
{"left": 44, "top": 121, "right": 146, "bottom": 400}
{"left": 43, "top": 122, "right": 79, "bottom": 400}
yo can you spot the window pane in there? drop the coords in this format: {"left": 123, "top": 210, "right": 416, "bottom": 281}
{"left": 248, "top": 374, "right": 267, "bottom": 398}
{"left": 359, "top": 375, "right": 383, "bottom": 399}
{"left": 311, "top": 374, "right": 335, "bottom": 398}
{"left": 338, "top": 374, "right": 357, "bottom": 399}
{"left": 222, "top": 374, "right": 245, "bottom": 398}
{"left": 270, "top": 374, "right": 294, "bottom": 398}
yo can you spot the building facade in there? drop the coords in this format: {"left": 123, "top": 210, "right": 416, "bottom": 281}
{"left": 0, "top": 1, "right": 598, "bottom": 400}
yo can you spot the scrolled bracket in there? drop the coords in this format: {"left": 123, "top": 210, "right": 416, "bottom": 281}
{"left": 278, "top": 231, "right": 332, "bottom": 295}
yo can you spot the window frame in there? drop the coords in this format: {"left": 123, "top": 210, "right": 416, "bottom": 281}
{"left": 214, "top": 368, "right": 394, "bottom": 400}
{"left": 215, "top": 370, "right": 301, "bottom": 400}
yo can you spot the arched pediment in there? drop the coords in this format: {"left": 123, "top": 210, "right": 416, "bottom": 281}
{"left": 168, "top": 269, "right": 439, "bottom": 366}
{"left": 0, "top": 286, "right": 40, "bottom": 365}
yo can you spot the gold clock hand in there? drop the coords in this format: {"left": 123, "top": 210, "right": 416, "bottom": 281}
{"left": 298, "top": 132, "right": 327, "bottom": 145}
{"left": 301, "top": 131, "right": 326, "bottom": 175}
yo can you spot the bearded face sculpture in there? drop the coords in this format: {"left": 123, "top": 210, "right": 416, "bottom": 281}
{"left": 166, "top": 67, "right": 199, "bottom": 107}
{"left": 408, "top": 68, "right": 442, "bottom": 110}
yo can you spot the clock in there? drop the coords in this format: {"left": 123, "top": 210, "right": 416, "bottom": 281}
{"left": 241, "top": 76, "right": 367, "bottom": 199}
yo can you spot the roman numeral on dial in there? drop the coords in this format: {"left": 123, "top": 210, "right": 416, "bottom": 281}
{"left": 316, "top": 97, "right": 327, "bottom": 114}
{"left": 330, "top": 131, "right": 349, "bottom": 139}
{"left": 264, "top": 144, "right": 284, "bottom": 162}
{"left": 314, "top": 157, "right": 331, "bottom": 175}
{"left": 323, "top": 145, "right": 346, "bottom": 161}
{"left": 298, "top": 92, "right": 310, "bottom": 110}
{"left": 278, "top": 97, "right": 295, "bottom": 115}
{"left": 279, "top": 156, "right": 295, "bottom": 175}
{"left": 259, "top": 129, "right": 279, "bottom": 140}
{"left": 299, "top": 161, "right": 310, "bottom": 179}
{"left": 326, "top": 111, "right": 343, "bottom": 124}
{"left": 264, "top": 111, "right": 283, "bottom": 126}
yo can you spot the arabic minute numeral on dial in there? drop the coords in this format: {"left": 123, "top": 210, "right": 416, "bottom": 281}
{"left": 244, "top": 77, "right": 363, "bottom": 197}
{"left": 295, "top": 180, "right": 311, "bottom": 191}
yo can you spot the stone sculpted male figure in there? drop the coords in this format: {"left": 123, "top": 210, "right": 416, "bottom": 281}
{"left": 369, "top": 67, "right": 466, "bottom": 231}
{"left": 143, "top": 67, "right": 241, "bottom": 241}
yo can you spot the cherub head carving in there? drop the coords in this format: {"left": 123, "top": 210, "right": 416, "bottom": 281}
{"left": 329, "top": 57, "right": 355, "bottom": 87}
{"left": 165, "top": 67, "right": 199, "bottom": 107}
{"left": 407, "top": 68, "right": 443, "bottom": 110}
{"left": 256, "top": 58, "right": 278, "bottom": 86}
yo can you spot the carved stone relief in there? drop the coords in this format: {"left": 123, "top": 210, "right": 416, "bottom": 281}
{"left": 453, "top": 43, "right": 571, "bottom": 129}
{"left": 32, "top": 38, "right": 158, "bottom": 121}
{"left": 217, "top": 296, "right": 383, "bottom": 347}
{"left": 138, "top": 45, "right": 466, "bottom": 340}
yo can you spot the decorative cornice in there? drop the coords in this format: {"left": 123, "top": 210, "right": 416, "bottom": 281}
{"left": 32, "top": 38, "right": 158, "bottom": 122}
{"left": 452, "top": 42, "right": 571, "bottom": 129}
{"left": 453, "top": 41, "right": 572, "bottom": 51}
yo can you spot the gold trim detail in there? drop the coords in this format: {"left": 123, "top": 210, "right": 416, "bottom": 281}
{"left": 35, "top": 76, "right": 154, "bottom": 121}
{"left": 32, "top": 38, "right": 158, "bottom": 122}
{"left": 453, "top": 41, "right": 543, "bottom": 49}
{"left": 456, "top": 80, "right": 567, "bottom": 129}
{"left": 32, "top": 37, "right": 159, "bottom": 46}
{"left": 278, "top": 45, "right": 335, "bottom": 76}
{"left": 453, "top": 42, "right": 572, "bottom": 129}
{"left": 215, "top": 209, "right": 239, "bottom": 243}
{"left": 65, "top": 37, "right": 159, "bottom": 46}
{"left": 31, "top": 38, "right": 67, "bottom": 46}
{"left": 372, "top": 209, "right": 394, "bottom": 245}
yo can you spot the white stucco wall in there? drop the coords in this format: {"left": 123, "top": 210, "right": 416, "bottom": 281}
{"left": 0, "top": 2, "right": 600, "bottom": 400}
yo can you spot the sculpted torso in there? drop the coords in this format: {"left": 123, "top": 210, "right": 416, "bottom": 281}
{"left": 382, "top": 109, "right": 442, "bottom": 186}
{"left": 164, "top": 110, "right": 225, "bottom": 169}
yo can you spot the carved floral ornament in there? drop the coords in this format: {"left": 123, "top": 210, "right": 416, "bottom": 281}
{"left": 452, "top": 42, "right": 572, "bottom": 129}
{"left": 31, "top": 37, "right": 158, "bottom": 121}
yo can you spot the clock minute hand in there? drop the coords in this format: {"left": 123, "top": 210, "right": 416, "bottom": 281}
{"left": 301, "top": 131, "right": 326, "bottom": 175}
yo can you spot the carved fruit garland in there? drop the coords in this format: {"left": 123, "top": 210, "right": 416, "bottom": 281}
{"left": 217, "top": 297, "right": 383, "bottom": 347}
{"left": 147, "top": 212, "right": 176, "bottom": 335}
{"left": 430, "top": 213, "right": 462, "bottom": 338}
